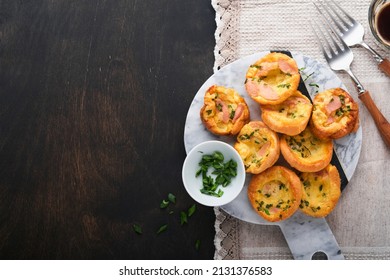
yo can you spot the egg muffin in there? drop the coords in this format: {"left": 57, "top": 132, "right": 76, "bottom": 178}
{"left": 261, "top": 91, "right": 313, "bottom": 136}
{"left": 245, "top": 52, "right": 300, "bottom": 105}
{"left": 248, "top": 166, "right": 303, "bottom": 222}
{"left": 299, "top": 164, "right": 341, "bottom": 218}
{"left": 200, "top": 85, "right": 250, "bottom": 136}
{"left": 280, "top": 127, "right": 333, "bottom": 172}
{"left": 310, "top": 88, "right": 359, "bottom": 139}
{"left": 234, "top": 121, "right": 279, "bottom": 174}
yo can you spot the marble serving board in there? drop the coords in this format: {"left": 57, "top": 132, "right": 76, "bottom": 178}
{"left": 183, "top": 51, "right": 362, "bottom": 259}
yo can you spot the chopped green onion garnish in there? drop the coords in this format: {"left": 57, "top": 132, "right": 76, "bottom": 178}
{"left": 156, "top": 224, "right": 168, "bottom": 235}
{"left": 196, "top": 150, "right": 238, "bottom": 197}
{"left": 133, "top": 224, "right": 142, "bottom": 235}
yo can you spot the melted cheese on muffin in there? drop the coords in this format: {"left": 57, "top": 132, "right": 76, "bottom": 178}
{"left": 248, "top": 166, "right": 302, "bottom": 222}
{"left": 310, "top": 88, "right": 359, "bottom": 139}
{"left": 299, "top": 164, "right": 341, "bottom": 218}
{"left": 200, "top": 85, "right": 250, "bottom": 136}
{"left": 234, "top": 121, "right": 279, "bottom": 174}
{"left": 280, "top": 127, "right": 333, "bottom": 172}
{"left": 261, "top": 90, "right": 313, "bottom": 136}
{"left": 245, "top": 52, "right": 300, "bottom": 105}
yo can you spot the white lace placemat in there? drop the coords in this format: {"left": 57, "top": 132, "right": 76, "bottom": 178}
{"left": 211, "top": 0, "right": 390, "bottom": 260}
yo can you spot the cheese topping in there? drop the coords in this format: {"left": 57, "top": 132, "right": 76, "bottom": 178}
{"left": 284, "top": 128, "right": 329, "bottom": 162}
{"left": 298, "top": 165, "right": 341, "bottom": 218}
{"left": 254, "top": 178, "right": 296, "bottom": 218}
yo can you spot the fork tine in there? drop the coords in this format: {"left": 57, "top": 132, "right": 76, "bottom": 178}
{"left": 330, "top": 0, "right": 356, "bottom": 24}
{"left": 310, "top": 21, "right": 326, "bottom": 55}
{"left": 320, "top": 9, "right": 342, "bottom": 56}
{"left": 316, "top": 1, "right": 348, "bottom": 34}
{"left": 313, "top": 3, "right": 350, "bottom": 52}
{"left": 319, "top": 18, "right": 341, "bottom": 57}
{"left": 310, "top": 20, "right": 333, "bottom": 61}
{"left": 319, "top": 10, "right": 351, "bottom": 52}
{"left": 323, "top": 1, "right": 351, "bottom": 29}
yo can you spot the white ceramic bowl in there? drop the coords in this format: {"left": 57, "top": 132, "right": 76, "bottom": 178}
{"left": 182, "top": 140, "right": 246, "bottom": 207}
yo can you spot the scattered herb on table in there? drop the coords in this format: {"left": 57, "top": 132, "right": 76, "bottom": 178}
{"left": 180, "top": 211, "right": 188, "bottom": 225}
{"left": 160, "top": 199, "right": 169, "bottom": 209}
{"left": 188, "top": 204, "right": 196, "bottom": 217}
{"left": 132, "top": 224, "right": 143, "bottom": 235}
{"left": 180, "top": 204, "right": 196, "bottom": 226}
{"left": 195, "top": 151, "right": 238, "bottom": 197}
{"left": 156, "top": 224, "right": 168, "bottom": 234}
{"left": 195, "top": 239, "right": 201, "bottom": 250}
{"left": 168, "top": 193, "right": 176, "bottom": 204}
{"left": 134, "top": 194, "right": 199, "bottom": 243}
{"left": 160, "top": 193, "right": 176, "bottom": 209}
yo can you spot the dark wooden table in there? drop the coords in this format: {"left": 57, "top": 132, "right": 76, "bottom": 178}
{"left": 0, "top": 0, "right": 216, "bottom": 259}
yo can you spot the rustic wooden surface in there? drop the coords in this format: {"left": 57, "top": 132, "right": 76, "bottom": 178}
{"left": 0, "top": 0, "right": 216, "bottom": 259}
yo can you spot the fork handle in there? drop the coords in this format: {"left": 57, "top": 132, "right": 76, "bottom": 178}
{"left": 359, "top": 91, "right": 390, "bottom": 148}
{"left": 379, "top": 59, "right": 390, "bottom": 78}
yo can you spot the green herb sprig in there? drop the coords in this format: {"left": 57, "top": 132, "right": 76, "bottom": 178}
{"left": 299, "top": 67, "right": 320, "bottom": 93}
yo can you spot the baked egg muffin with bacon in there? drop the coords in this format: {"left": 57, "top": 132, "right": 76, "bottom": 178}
{"left": 280, "top": 126, "right": 333, "bottom": 173}
{"left": 200, "top": 85, "right": 250, "bottom": 136}
{"left": 310, "top": 88, "right": 359, "bottom": 139}
{"left": 261, "top": 90, "right": 313, "bottom": 136}
{"left": 247, "top": 165, "right": 303, "bottom": 222}
{"left": 299, "top": 164, "right": 341, "bottom": 218}
{"left": 234, "top": 121, "right": 279, "bottom": 174}
{"left": 245, "top": 52, "right": 300, "bottom": 105}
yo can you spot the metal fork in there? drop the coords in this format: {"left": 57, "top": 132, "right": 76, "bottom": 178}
{"left": 314, "top": 0, "right": 390, "bottom": 77}
{"left": 311, "top": 19, "right": 390, "bottom": 148}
